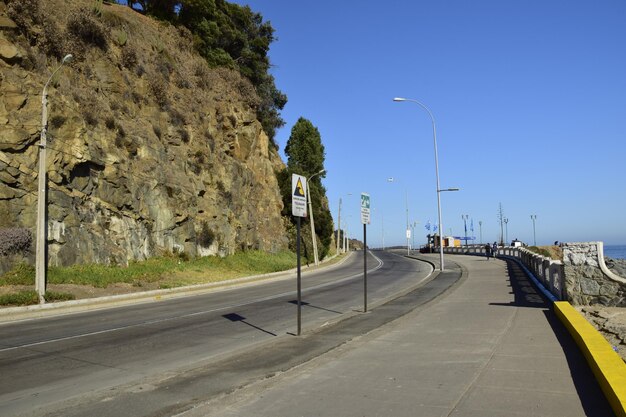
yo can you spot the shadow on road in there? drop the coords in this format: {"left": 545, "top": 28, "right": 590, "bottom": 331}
{"left": 287, "top": 300, "right": 343, "bottom": 315}
{"left": 489, "top": 258, "right": 546, "bottom": 308}
{"left": 222, "top": 313, "right": 277, "bottom": 337}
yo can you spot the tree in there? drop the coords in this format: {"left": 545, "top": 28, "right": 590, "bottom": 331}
{"left": 177, "top": 0, "right": 286, "bottom": 146}
{"left": 284, "top": 118, "right": 325, "bottom": 175}
{"left": 279, "top": 118, "right": 333, "bottom": 259}
{"left": 116, "top": 0, "right": 287, "bottom": 145}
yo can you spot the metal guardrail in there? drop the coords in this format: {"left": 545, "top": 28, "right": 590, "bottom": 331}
{"left": 441, "top": 245, "right": 565, "bottom": 300}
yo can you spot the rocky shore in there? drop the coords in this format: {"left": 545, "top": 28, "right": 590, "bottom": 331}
{"left": 578, "top": 257, "right": 626, "bottom": 362}
{"left": 606, "top": 257, "right": 626, "bottom": 277}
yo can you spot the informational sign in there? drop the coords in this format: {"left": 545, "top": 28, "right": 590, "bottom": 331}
{"left": 360, "top": 192, "right": 370, "bottom": 225}
{"left": 291, "top": 174, "right": 307, "bottom": 217}
{"left": 406, "top": 229, "right": 411, "bottom": 239}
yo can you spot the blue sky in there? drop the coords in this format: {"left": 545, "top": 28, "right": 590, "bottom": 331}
{"left": 233, "top": 0, "right": 626, "bottom": 247}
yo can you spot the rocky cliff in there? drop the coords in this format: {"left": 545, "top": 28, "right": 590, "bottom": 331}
{"left": 0, "top": 0, "right": 288, "bottom": 269}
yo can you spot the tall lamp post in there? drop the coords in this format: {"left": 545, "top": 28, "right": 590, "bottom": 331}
{"left": 530, "top": 214, "right": 537, "bottom": 246}
{"left": 393, "top": 97, "right": 457, "bottom": 271}
{"left": 503, "top": 217, "right": 509, "bottom": 245}
{"left": 462, "top": 214, "right": 469, "bottom": 248}
{"left": 479, "top": 220, "right": 483, "bottom": 244}
{"left": 387, "top": 177, "right": 410, "bottom": 256}
{"left": 36, "top": 53, "right": 73, "bottom": 304}
{"left": 306, "top": 169, "right": 325, "bottom": 265}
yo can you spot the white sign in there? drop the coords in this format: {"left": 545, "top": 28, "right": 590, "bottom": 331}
{"left": 291, "top": 174, "right": 307, "bottom": 217}
{"left": 360, "top": 193, "right": 370, "bottom": 225}
{"left": 406, "top": 229, "right": 411, "bottom": 239}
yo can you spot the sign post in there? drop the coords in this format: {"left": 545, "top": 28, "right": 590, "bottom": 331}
{"left": 361, "top": 193, "right": 370, "bottom": 312}
{"left": 292, "top": 174, "right": 307, "bottom": 335}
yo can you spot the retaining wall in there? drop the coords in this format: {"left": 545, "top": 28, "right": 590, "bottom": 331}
{"left": 562, "top": 242, "right": 626, "bottom": 306}
{"left": 443, "top": 245, "right": 565, "bottom": 300}
{"left": 442, "top": 242, "right": 626, "bottom": 306}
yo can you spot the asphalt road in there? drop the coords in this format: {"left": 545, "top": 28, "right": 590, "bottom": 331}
{"left": 0, "top": 250, "right": 439, "bottom": 417}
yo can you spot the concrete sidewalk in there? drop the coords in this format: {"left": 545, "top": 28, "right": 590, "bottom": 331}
{"left": 186, "top": 254, "right": 613, "bottom": 417}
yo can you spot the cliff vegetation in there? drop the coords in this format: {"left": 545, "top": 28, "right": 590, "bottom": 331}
{"left": 0, "top": 0, "right": 290, "bottom": 273}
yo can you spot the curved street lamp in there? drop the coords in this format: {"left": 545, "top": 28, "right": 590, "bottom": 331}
{"left": 306, "top": 169, "right": 325, "bottom": 265}
{"left": 36, "top": 54, "right": 73, "bottom": 304}
{"left": 393, "top": 97, "right": 454, "bottom": 271}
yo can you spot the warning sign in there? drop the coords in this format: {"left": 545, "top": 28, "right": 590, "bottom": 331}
{"left": 292, "top": 174, "right": 307, "bottom": 217}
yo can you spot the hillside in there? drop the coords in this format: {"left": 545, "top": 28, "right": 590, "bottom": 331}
{"left": 0, "top": 0, "right": 288, "bottom": 271}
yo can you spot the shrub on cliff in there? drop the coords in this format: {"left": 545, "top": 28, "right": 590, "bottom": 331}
{"left": 0, "top": 228, "right": 33, "bottom": 257}
{"left": 6, "top": 0, "right": 42, "bottom": 37}
{"left": 120, "top": 0, "right": 287, "bottom": 146}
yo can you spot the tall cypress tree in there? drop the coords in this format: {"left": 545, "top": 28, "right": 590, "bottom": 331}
{"left": 281, "top": 118, "right": 333, "bottom": 259}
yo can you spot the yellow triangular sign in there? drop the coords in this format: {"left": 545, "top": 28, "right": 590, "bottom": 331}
{"left": 294, "top": 178, "right": 305, "bottom": 197}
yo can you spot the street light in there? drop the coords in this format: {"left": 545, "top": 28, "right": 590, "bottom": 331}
{"left": 306, "top": 169, "right": 325, "bottom": 265}
{"left": 462, "top": 214, "right": 469, "bottom": 248}
{"left": 503, "top": 217, "right": 509, "bottom": 245}
{"left": 36, "top": 53, "right": 73, "bottom": 304}
{"left": 387, "top": 177, "right": 410, "bottom": 255}
{"left": 530, "top": 215, "right": 537, "bottom": 246}
{"left": 394, "top": 96, "right": 455, "bottom": 270}
{"left": 479, "top": 220, "right": 483, "bottom": 244}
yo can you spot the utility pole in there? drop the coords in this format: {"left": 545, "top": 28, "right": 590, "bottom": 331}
{"left": 306, "top": 169, "right": 325, "bottom": 265}
{"left": 36, "top": 54, "right": 73, "bottom": 304}
{"left": 503, "top": 217, "right": 509, "bottom": 245}
{"left": 531, "top": 214, "right": 537, "bottom": 246}
{"left": 497, "top": 203, "right": 505, "bottom": 246}
{"left": 336, "top": 198, "right": 341, "bottom": 254}
{"left": 462, "top": 214, "right": 469, "bottom": 248}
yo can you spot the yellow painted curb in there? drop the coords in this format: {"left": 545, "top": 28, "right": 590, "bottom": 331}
{"left": 554, "top": 301, "right": 626, "bottom": 417}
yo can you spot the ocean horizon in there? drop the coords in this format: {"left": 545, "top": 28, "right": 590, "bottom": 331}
{"left": 604, "top": 244, "right": 626, "bottom": 260}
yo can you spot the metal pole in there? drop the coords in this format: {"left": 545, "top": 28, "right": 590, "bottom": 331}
{"left": 363, "top": 223, "right": 367, "bottom": 312}
{"left": 504, "top": 218, "right": 509, "bottom": 245}
{"left": 531, "top": 215, "right": 537, "bottom": 246}
{"left": 296, "top": 216, "right": 301, "bottom": 335}
{"left": 380, "top": 213, "right": 385, "bottom": 250}
{"left": 393, "top": 98, "right": 445, "bottom": 271}
{"left": 405, "top": 190, "right": 409, "bottom": 255}
{"left": 462, "top": 214, "right": 468, "bottom": 248}
{"left": 479, "top": 221, "right": 483, "bottom": 244}
{"left": 498, "top": 203, "right": 504, "bottom": 246}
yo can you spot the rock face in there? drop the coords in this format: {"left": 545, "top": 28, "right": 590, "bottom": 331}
{"left": 562, "top": 242, "right": 626, "bottom": 306}
{"left": 0, "top": 1, "right": 288, "bottom": 269}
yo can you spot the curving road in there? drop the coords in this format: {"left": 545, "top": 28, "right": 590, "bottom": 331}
{"left": 0, "top": 250, "right": 438, "bottom": 416}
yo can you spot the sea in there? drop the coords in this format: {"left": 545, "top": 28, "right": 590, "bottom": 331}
{"left": 604, "top": 244, "right": 626, "bottom": 260}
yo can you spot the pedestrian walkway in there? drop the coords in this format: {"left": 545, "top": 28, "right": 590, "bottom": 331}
{"left": 191, "top": 254, "right": 613, "bottom": 417}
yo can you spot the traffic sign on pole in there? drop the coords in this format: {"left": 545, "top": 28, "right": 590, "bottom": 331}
{"left": 291, "top": 173, "right": 307, "bottom": 335}
{"left": 292, "top": 174, "right": 307, "bottom": 217}
{"left": 360, "top": 193, "right": 370, "bottom": 225}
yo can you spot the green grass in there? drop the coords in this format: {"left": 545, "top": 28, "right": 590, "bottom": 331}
{"left": 0, "top": 290, "right": 75, "bottom": 306}
{"left": 527, "top": 246, "right": 552, "bottom": 258}
{"left": 0, "top": 251, "right": 298, "bottom": 289}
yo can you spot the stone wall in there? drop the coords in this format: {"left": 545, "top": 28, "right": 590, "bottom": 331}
{"left": 562, "top": 242, "right": 626, "bottom": 306}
